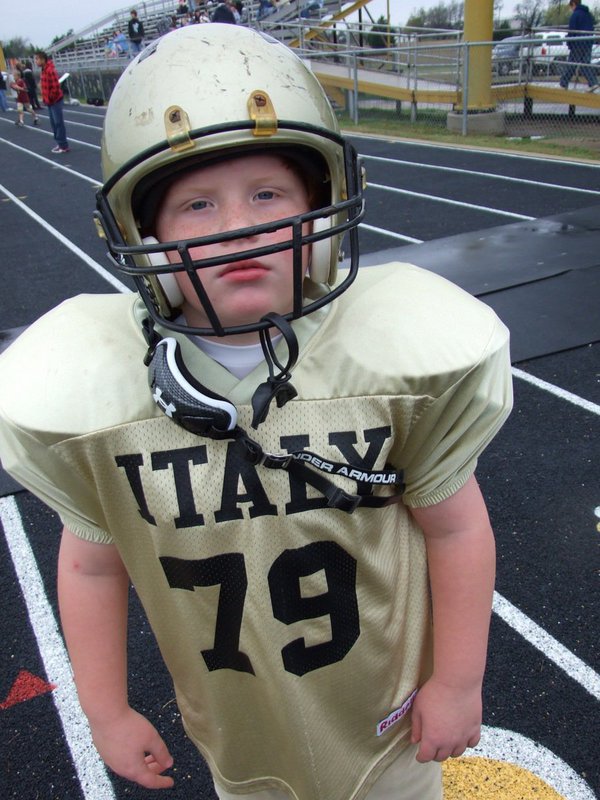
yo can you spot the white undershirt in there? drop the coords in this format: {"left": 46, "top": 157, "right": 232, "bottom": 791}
{"left": 174, "top": 315, "right": 280, "bottom": 379}
{"left": 193, "top": 336, "right": 268, "bottom": 379}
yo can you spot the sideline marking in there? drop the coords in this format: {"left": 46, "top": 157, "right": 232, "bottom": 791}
{"left": 347, "top": 130, "right": 600, "bottom": 170}
{"left": 0, "top": 118, "right": 100, "bottom": 149}
{"left": 368, "top": 181, "right": 535, "bottom": 220}
{"left": 361, "top": 222, "right": 423, "bottom": 244}
{"left": 0, "top": 137, "right": 101, "bottom": 184}
{"left": 511, "top": 367, "right": 600, "bottom": 416}
{"left": 364, "top": 154, "right": 600, "bottom": 196}
{"left": 493, "top": 592, "right": 600, "bottom": 701}
{"left": 0, "top": 496, "right": 116, "bottom": 800}
{"left": 0, "top": 182, "right": 129, "bottom": 294}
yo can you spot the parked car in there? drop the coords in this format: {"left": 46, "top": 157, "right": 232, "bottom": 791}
{"left": 531, "top": 30, "right": 570, "bottom": 74}
{"left": 492, "top": 35, "right": 534, "bottom": 76}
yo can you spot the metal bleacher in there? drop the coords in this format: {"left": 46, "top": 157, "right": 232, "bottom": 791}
{"left": 48, "top": 0, "right": 376, "bottom": 68}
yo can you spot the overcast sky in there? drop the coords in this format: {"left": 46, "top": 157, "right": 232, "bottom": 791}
{"left": 4, "top": 0, "right": 518, "bottom": 49}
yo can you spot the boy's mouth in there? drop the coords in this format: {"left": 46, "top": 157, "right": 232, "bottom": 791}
{"left": 220, "top": 260, "right": 269, "bottom": 281}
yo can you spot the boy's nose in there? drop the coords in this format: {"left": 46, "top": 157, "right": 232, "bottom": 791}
{"left": 219, "top": 204, "right": 261, "bottom": 241}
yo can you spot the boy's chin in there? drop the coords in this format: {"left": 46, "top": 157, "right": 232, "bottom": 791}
{"left": 181, "top": 302, "right": 291, "bottom": 337}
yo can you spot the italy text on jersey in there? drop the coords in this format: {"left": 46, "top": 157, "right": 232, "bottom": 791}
{"left": 115, "top": 424, "right": 396, "bottom": 527}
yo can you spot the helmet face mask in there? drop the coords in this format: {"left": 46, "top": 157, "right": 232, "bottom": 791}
{"left": 95, "top": 24, "right": 364, "bottom": 338}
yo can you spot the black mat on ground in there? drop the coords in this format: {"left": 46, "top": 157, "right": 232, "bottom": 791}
{"left": 355, "top": 204, "right": 600, "bottom": 293}
{"left": 348, "top": 204, "right": 600, "bottom": 362}
{"left": 484, "top": 265, "right": 600, "bottom": 363}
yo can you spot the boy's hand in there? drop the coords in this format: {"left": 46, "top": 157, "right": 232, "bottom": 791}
{"left": 90, "top": 706, "right": 174, "bottom": 789}
{"left": 410, "top": 677, "right": 482, "bottom": 762}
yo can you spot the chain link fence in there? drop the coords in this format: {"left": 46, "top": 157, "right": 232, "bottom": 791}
{"left": 290, "top": 27, "right": 600, "bottom": 146}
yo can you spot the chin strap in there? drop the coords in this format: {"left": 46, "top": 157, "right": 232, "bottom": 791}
{"left": 251, "top": 313, "right": 298, "bottom": 429}
{"left": 235, "top": 428, "right": 405, "bottom": 513}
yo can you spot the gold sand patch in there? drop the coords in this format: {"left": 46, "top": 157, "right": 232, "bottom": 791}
{"left": 443, "top": 756, "right": 565, "bottom": 799}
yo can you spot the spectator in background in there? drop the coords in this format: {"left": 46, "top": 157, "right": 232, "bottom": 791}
{"left": 0, "top": 71, "right": 9, "bottom": 112}
{"left": 210, "top": 1, "right": 237, "bottom": 23}
{"left": 258, "top": 0, "right": 277, "bottom": 19}
{"left": 176, "top": 0, "right": 189, "bottom": 17}
{"left": 34, "top": 50, "right": 69, "bottom": 153}
{"left": 107, "top": 30, "right": 128, "bottom": 56}
{"left": 300, "top": 0, "right": 324, "bottom": 18}
{"left": 19, "top": 60, "right": 41, "bottom": 109}
{"left": 128, "top": 9, "right": 145, "bottom": 56}
{"left": 156, "top": 14, "right": 173, "bottom": 36}
{"left": 560, "top": 0, "right": 599, "bottom": 91}
{"left": 11, "top": 69, "right": 40, "bottom": 127}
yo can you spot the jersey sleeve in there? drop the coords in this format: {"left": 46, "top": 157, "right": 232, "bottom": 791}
{"left": 399, "top": 314, "right": 513, "bottom": 507}
{"left": 0, "top": 416, "right": 113, "bottom": 543}
{"left": 0, "top": 294, "right": 152, "bottom": 545}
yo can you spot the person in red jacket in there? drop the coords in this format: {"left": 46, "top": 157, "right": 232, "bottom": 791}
{"left": 34, "top": 50, "right": 69, "bottom": 153}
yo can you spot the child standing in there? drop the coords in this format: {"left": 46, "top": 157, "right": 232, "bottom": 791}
{"left": 0, "top": 24, "right": 512, "bottom": 800}
{"left": 10, "top": 70, "right": 39, "bottom": 127}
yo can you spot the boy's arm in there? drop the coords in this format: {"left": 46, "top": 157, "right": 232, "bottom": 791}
{"left": 58, "top": 527, "right": 174, "bottom": 789}
{"left": 408, "top": 474, "right": 495, "bottom": 762}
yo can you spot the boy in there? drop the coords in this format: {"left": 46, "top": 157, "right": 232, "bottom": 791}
{"left": 34, "top": 50, "right": 69, "bottom": 153}
{"left": 10, "top": 69, "right": 39, "bottom": 127}
{"left": 0, "top": 24, "right": 512, "bottom": 799}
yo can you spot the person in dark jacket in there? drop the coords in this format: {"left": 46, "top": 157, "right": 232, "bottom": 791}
{"left": 128, "top": 9, "right": 146, "bottom": 56}
{"left": 560, "top": 0, "right": 599, "bottom": 91}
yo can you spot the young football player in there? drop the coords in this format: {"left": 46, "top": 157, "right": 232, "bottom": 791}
{"left": 0, "top": 24, "right": 512, "bottom": 800}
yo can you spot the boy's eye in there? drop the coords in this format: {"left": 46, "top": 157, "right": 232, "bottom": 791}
{"left": 255, "top": 190, "right": 276, "bottom": 201}
{"left": 190, "top": 199, "right": 210, "bottom": 211}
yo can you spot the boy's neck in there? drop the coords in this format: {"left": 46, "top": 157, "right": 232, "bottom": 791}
{"left": 192, "top": 335, "right": 271, "bottom": 380}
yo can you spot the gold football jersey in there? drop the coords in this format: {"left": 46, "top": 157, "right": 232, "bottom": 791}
{"left": 0, "top": 262, "right": 512, "bottom": 799}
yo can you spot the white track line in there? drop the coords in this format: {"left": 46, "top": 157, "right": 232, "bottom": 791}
{"left": 0, "top": 116, "right": 101, "bottom": 149}
{"left": 364, "top": 154, "right": 600, "bottom": 196}
{"left": 493, "top": 592, "right": 600, "bottom": 701}
{"left": 368, "top": 181, "right": 535, "bottom": 220}
{"left": 0, "top": 182, "right": 129, "bottom": 294}
{"left": 360, "top": 222, "right": 423, "bottom": 243}
{"left": 0, "top": 138, "right": 101, "bottom": 184}
{"left": 347, "top": 130, "right": 600, "bottom": 169}
{"left": 0, "top": 496, "right": 117, "bottom": 800}
{"left": 512, "top": 367, "right": 600, "bottom": 416}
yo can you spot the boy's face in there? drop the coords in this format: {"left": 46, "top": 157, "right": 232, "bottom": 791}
{"left": 155, "top": 153, "right": 313, "bottom": 341}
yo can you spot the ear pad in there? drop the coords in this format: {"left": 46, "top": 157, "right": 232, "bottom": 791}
{"left": 309, "top": 216, "right": 337, "bottom": 286}
{"left": 142, "top": 236, "right": 184, "bottom": 308}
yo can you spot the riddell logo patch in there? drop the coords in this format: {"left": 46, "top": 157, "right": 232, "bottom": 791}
{"left": 376, "top": 689, "right": 418, "bottom": 736}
